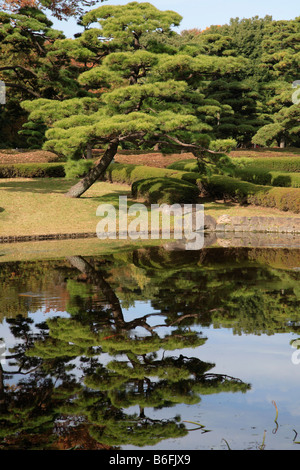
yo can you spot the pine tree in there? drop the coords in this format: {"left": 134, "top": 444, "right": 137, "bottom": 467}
{"left": 22, "top": 2, "right": 242, "bottom": 198}
{"left": 252, "top": 102, "right": 300, "bottom": 148}
{"left": 0, "top": 0, "right": 104, "bottom": 19}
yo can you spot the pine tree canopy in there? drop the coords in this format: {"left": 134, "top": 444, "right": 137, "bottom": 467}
{"left": 20, "top": 2, "right": 243, "bottom": 197}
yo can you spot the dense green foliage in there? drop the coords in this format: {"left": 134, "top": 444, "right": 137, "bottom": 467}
{"left": 131, "top": 176, "right": 199, "bottom": 204}
{"left": 200, "top": 16, "right": 300, "bottom": 147}
{"left": 104, "top": 160, "right": 300, "bottom": 212}
{"left": 0, "top": 2, "right": 299, "bottom": 201}
{"left": 0, "top": 7, "right": 83, "bottom": 147}
{"left": 1, "top": 8, "right": 299, "bottom": 152}
{"left": 168, "top": 157, "right": 300, "bottom": 187}
{"left": 203, "top": 175, "right": 300, "bottom": 212}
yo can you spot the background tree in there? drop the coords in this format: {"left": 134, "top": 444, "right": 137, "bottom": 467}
{"left": 0, "top": 0, "right": 105, "bottom": 19}
{"left": 18, "top": 118, "right": 47, "bottom": 148}
{"left": 203, "top": 16, "right": 273, "bottom": 69}
{"left": 199, "top": 15, "right": 300, "bottom": 149}
{"left": 0, "top": 8, "right": 71, "bottom": 98}
{"left": 252, "top": 103, "right": 300, "bottom": 148}
{"left": 203, "top": 78, "right": 261, "bottom": 146}
{"left": 0, "top": 6, "right": 84, "bottom": 147}
{"left": 251, "top": 17, "right": 300, "bottom": 147}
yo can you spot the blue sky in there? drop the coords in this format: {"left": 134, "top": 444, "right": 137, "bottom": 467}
{"left": 50, "top": 0, "right": 300, "bottom": 37}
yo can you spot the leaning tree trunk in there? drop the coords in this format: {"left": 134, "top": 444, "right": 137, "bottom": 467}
{"left": 66, "top": 256, "right": 126, "bottom": 328}
{"left": 65, "top": 139, "right": 119, "bottom": 198}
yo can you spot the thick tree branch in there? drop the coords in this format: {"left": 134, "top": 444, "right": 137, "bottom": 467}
{"left": 164, "top": 133, "right": 220, "bottom": 155}
{"left": 0, "top": 65, "right": 38, "bottom": 77}
{"left": 4, "top": 82, "right": 41, "bottom": 98}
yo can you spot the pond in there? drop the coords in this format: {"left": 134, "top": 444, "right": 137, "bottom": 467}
{"left": 0, "top": 238, "right": 300, "bottom": 451}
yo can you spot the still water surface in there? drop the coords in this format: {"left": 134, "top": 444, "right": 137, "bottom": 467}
{"left": 0, "top": 242, "right": 300, "bottom": 450}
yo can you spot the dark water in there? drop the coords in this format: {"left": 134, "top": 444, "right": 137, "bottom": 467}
{"left": 0, "top": 244, "right": 300, "bottom": 450}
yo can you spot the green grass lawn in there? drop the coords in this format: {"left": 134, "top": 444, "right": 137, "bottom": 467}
{"left": 1, "top": 177, "right": 299, "bottom": 238}
{"left": 0, "top": 178, "right": 133, "bottom": 237}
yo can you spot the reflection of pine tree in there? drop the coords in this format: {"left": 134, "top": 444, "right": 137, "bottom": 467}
{"left": 120, "top": 248, "right": 300, "bottom": 334}
{"left": 0, "top": 254, "right": 249, "bottom": 448}
{"left": 47, "top": 257, "right": 250, "bottom": 446}
{"left": 3, "top": 246, "right": 299, "bottom": 448}
{"left": 0, "top": 317, "right": 81, "bottom": 450}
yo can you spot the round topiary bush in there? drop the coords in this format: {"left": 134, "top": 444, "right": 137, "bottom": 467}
{"left": 131, "top": 177, "right": 200, "bottom": 204}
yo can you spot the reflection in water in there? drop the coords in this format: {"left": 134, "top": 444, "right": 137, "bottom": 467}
{"left": 0, "top": 246, "right": 300, "bottom": 450}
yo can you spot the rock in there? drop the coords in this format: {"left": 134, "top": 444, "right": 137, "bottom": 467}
{"left": 204, "top": 214, "right": 216, "bottom": 230}
{"left": 217, "top": 214, "right": 232, "bottom": 225}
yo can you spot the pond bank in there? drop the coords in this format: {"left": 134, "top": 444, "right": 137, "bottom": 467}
{"left": 204, "top": 214, "right": 300, "bottom": 233}
{"left": 1, "top": 214, "right": 300, "bottom": 244}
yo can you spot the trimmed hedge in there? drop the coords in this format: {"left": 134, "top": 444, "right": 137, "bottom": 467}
{"left": 105, "top": 162, "right": 300, "bottom": 212}
{"left": 202, "top": 175, "right": 300, "bottom": 213}
{"left": 233, "top": 168, "right": 300, "bottom": 188}
{"left": 1, "top": 159, "right": 299, "bottom": 212}
{"left": 232, "top": 157, "right": 300, "bottom": 173}
{"left": 167, "top": 159, "right": 198, "bottom": 172}
{"left": 167, "top": 159, "right": 300, "bottom": 188}
{"left": 64, "top": 159, "right": 94, "bottom": 178}
{"left": 248, "top": 187, "right": 300, "bottom": 213}
{"left": 105, "top": 163, "right": 200, "bottom": 204}
{"left": 168, "top": 157, "right": 300, "bottom": 174}
{"left": 131, "top": 177, "right": 200, "bottom": 204}
{"left": 104, "top": 162, "right": 198, "bottom": 184}
{"left": 0, "top": 160, "right": 96, "bottom": 178}
{"left": 0, "top": 162, "right": 66, "bottom": 178}
{"left": 202, "top": 175, "right": 269, "bottom": 200}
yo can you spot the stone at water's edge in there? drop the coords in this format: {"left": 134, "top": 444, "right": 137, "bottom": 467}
{"left": 190, "top": 212, "right": 300, "bottom": 234}
{"left": 216, "top": 232, "right": 300, "bottom": 249}
{"left": 214, "top": 214, "right": 300, "bottom": 233}
{"left": 204, "top": 214, "right": 217, "bottom": 231}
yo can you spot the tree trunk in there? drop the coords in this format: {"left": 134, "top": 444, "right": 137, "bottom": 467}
{"left": 85, "top": 143, "right": 93, "bottom": 159}
{"left": 65, "top": 139, "right": 119, "bottom": 198}
{"left": 66, "top": 256, "right": 125, "bottom": 327}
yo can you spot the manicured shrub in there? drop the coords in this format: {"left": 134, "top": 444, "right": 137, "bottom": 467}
{"left": 132, "top": 177, "right": 200, "bottom": 204}
{"left": 202, "top": 175, "right": 267, "bottom": 202}
{"left": 167, "top": 157, "right": 235, "bottom": 175}
{"left": 202, "top": 175, "right": 300, "bottom": 212}
{"left": 104, "top": 162, "right": 199, "bottom": 185}
{"left": 0, "top": 162, "right": 66, "bottom": 178}
{"left": 168, "top": 159, "right": 300, "bottom": 188}
{"left": 232, "top": 167, "right": 272, "bottom": 185}
{"left": 271, "top": 172, "right": 300, "bottom": 188}
{"left": 233, "top": 157, "right": 300, "bottom": 172}
{"left": 105, "top": 163, "right": 182, "bottom": 183}
{"left": 167, "top": 159, "right": 198, "bottom": 172}
{"left": 104, "top": 163, "right": 201, "bottom": 204}
{"left": 105, "top": 162, "right": 300, "bottom": 211}
{"left": 234, "top": 168, "right": 300, "bottom": 187}
{"left": 247, "top": 187, "right": 300, "bottom": 213}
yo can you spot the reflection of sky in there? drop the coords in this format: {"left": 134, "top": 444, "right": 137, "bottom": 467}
{"left": 122, "top": 302, "right": 300, "bottom": 450}
{"left": 0, "top": 319, "right": 19, "bottom": 355}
